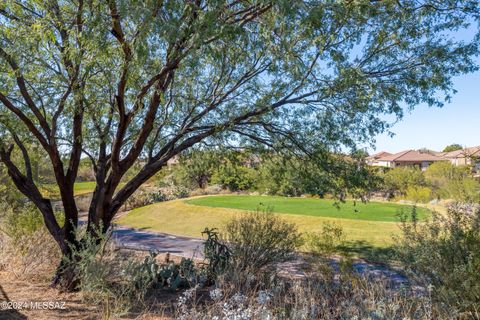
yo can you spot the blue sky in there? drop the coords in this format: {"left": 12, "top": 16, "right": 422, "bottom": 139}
{"left": 367, "top": 23, "right": 479, "bottom": 154}
{"left": 368, "top": 67, "right": 479, "bottom": 154}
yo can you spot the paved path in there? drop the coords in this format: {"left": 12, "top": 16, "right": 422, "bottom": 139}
{"left": 79, "top": 211, "right": 205, "bottom": 258}
{"left": 111, "top": 224, "right": 205, "bottom": 259}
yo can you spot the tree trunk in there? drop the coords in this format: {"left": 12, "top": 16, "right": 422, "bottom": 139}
{"left": 51, "top": 248, "right": 80, "bottom": 292}
{"left": 50, "top": 208, "right": 81, "bottom": 292}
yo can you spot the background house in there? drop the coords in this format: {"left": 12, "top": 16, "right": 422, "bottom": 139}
{"left": 441, "top": 146, "right": 480, "bottom": 167}
{"left": 372, "top": 150, "right": 446, "bottom": 171}
{"left": 366, "top": 151, "right": 392, "bottom": 167}
{"left": 368, "top": 146, "right": 480, "bottom": 172}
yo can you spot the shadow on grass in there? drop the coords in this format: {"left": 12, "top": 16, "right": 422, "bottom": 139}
{"left": 337, "top": 240, "right": 397, "bottom": 265}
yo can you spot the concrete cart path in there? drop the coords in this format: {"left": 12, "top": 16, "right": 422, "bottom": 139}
{"left": 78, "top": 211, "right": 205, "bottom": 259}
{"left": 111, "top": 224, "right": 205, "bottom": 258}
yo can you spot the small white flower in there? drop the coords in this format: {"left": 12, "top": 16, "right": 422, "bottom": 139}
{"left": 232, "top": 293, "right": 247, "bottom": 305}
{"left": 256, "top": 290, "right": 272, "bottom": 305}
{"left": 210, "top": 288, "right": 224, "bottom": 301}
{"left": 246, "top": 273, "right": 256, "bottom": 283}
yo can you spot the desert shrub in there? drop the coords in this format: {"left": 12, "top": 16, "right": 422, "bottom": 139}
{"left": 69, "top": 228, "right": 117, "bottom": 300}
{"left": 76, "top": 161, "right": 95, "bottom": 181}
{"left": 424, "top": 161, "right": 480, "bottom": 201}
{"left": 442, "top": 176, "right": 480, "bottom": 203}
{"left": 0, "top": 202, "right": 61, "bottom": 279}
{"left": 0, "top": 227, "right": 60, "bottom": 279}
{"left": 424, "top": 161, "right": 456, "bottom": 194}
{"left": 395, "top": 203, "right": 480, "bottom": 318}
{"left": 174, "top": 150, "right": 222, "bottom": 189}
{"left": 123, "top": 189, "right": 153, "bottom": 210}
{"left": 304, "top": 222, "right": 345, "bottom": 256}
{"left": 212, "top": 162, "right": 257, "bottom": 191}
{"left": 204, "top": 184, "right": 223, "bottom": 195}
{"left": 224, "top": 211, "right": 301, "bottom": 274}
{"left": 175, "top": 261, "right": 450, "bottom": 320}
{"left": 66, "top": 226, "right": 206, "bottom": 317}
{"left": 190, "top": 184, "right": 225, "bottom": 197}
{"left": 123, "top": 185, "right": 190, "bottom": 210}
{"left": 64, "top": 228, "right": 160, "bottom": 316}
{"left": 382, "top": 167, "right": 426, "bottom": 197}
{"left": 157, "top": 257, "right": 200, "bottom": 290}
{"left": 152, "top": 186, "right": 190, "bottom": 202}
{"left": 405, "top": 185, "right": 432, "bottom": 203}
{"left": 202, "top": 228, "right": 231, "bottom": 282}
{"left": 0, "top": 203, "right": 44, "bottom": 245}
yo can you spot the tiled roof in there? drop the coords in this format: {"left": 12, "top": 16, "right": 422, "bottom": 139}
{"left": 378, "top": 150, "right": 445, "bottom": 162}
{"left": 443, "top": 146, "right": 480, "bottom": 159}
{"left": 367, "top": 151, "right": 392, "bottom": 160}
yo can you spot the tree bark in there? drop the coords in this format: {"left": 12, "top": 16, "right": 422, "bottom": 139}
{"left": 51, "top": 244, "right": 80, "bottom": 292}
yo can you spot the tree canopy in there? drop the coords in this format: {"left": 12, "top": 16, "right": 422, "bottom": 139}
{"left": 443, "top": 144, "right": 464, "bottom": 152}
{"left": 0, "top": 0, "right": 479, "bottom": 282}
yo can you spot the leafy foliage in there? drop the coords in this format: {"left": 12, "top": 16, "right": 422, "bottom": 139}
{"left": 0, "top": 203, "right": 44, "bottom": 244}
{"left": 382, "top": 167, "right": 426, "bottom": 197}
{"left": 211, "top": 152, "right": 257, "bottom": 191}
{"left": 304, "top": 222, "right": 345, "bottom": 256}
{"left": 395, "top": 204, "right": 480, "bottom": 318}
{"left": 405, "top": 185, "right": 432, "bottom": 203}
{"left": 0, "top": 0, "right": 479, "bottom": 287}
{"left": 202, "top": 227, "right": 231, "bottom": 282}
{"left": 424, "top": 161, "right": 480, "bottom": 202}
{"left": 443, "top": 144, "right": 463, "bottom": 152}
{"left": 176, "top": 150, "right": 222, "bottom": 189}
{"left": 224, "top": 211, "right": 302, "bottom": 273}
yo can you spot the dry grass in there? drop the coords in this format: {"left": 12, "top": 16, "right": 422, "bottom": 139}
{"left": 173, "top": 257, "right": 445, "bottom": 320}
{"left": 0, "top": 271, "right": 100, "bottom": 320}
{"left": 0, "top": 230, "right": 60, "bottom": 282}
{"left": 0, "top": 247, "right": 186, "bottom": 320}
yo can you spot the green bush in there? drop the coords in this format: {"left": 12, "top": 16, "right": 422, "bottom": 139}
{"left": 395, "top": 204, "right": 480, "bottom": 318}
{"left": 224, "top": 211, "right": 302, "bottom": 273}
{"left": 0, "top": 203, "right": 44, "bottom": 244}
{"left": 0, "top": 203, "right": 61, "bottom": 279}
{"left": 424, "top": 161, "right": 480, "bottom": 201}
{"left": 175, "top": 150, "right": 222, "bottom": 189}
{"left": 424, "top": 161, "right": 456, "bottom": 194}
{"left": 256, "top": 157, "right": 308, "bottom": 196}
{"left": 382, "top": 167, "right": 425, "bottom": 197}
{"left": 304, "top": 222, "right": 345, "bottom": 256}
{"left": 405, "top": 185, "right": 432, "bottom": 203}
{"left": 212, "top": 161, "right": 257, "bottom": 191}
{"left": 443, "top": 177, "right": 480, "bottom": 203}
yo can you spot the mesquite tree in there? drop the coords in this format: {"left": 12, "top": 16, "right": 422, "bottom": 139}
{"left": 0, "top": 1, "right": 479, "bottom": 287}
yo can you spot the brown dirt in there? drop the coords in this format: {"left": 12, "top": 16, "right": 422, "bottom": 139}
{"left": 0, "top": 250, "right": 185, "bottom": 319}
{"left": 0, "top": 271, "right": 99, "bottom": 319}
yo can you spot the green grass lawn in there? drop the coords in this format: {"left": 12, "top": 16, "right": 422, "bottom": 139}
{"left": 73, "top": 181, "right": 97, "bottom": 195}
{"left": 39, "top": 181, "right": 97, "bottom": 197}
{"left": 185, "top": 195, "right": 429, "bottom": 222}
{"left": 40, "top": 181, "right": 127, "bottom": 197}
{"left": 117, "top": 195, "right": 432, "bottom": 255}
